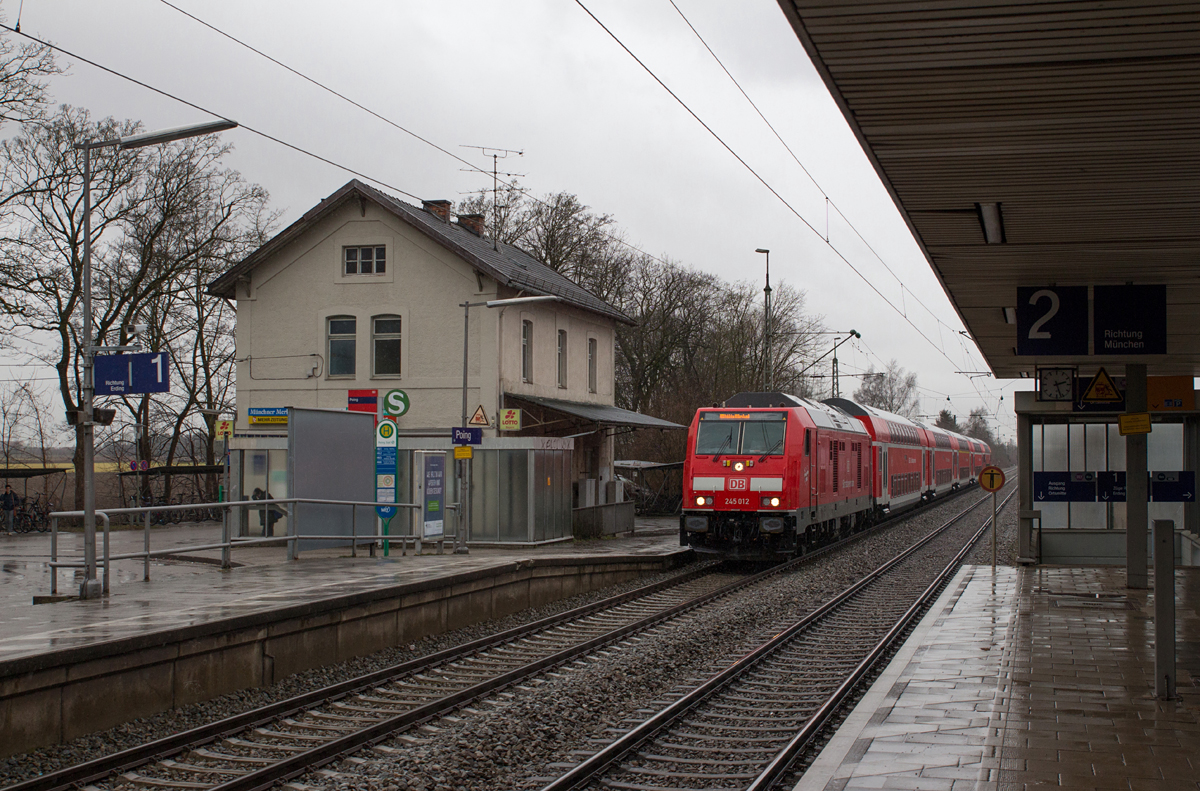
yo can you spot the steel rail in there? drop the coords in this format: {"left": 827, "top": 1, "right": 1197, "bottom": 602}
{"left": 536, "top": 486, "right": 1006, "bottom": 791}
{"left": 5, "top": 482, "right": 998, "bottom": 791}
{"left": 198, "top": 491, "right": 994, "bottom": 791}
{"left": 746, "top": 487, "right": 1016, "bottom": 791}
{"left": 0, "top": 563, "right": 713, "bottom": 791}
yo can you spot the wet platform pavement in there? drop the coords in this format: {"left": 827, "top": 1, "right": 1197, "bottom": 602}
{"left": 0, "top": 519, "right": 683, "bottom": 664}
{"left": 798, "top": 565, "right": 1200, "bottom": 791}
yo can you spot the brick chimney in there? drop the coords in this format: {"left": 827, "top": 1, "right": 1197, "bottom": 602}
{"left": 457, "top": 213, "right": 485, "bottom": 236}
{"left": 421, "top": 199, "right": 451, "bottom": 222}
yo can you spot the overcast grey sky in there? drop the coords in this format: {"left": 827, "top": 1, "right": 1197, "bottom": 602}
{"left": 1, "top": 0, "right": 1025, "bottom": 440}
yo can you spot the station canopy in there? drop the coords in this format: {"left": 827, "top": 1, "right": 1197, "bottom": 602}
{"left": 776, "top": 2, "right": 1200, "bottom": 378}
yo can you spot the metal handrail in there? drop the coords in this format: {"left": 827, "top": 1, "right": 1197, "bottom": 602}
{"left": 47, "top": 497, "right": 460, "bottom": 596}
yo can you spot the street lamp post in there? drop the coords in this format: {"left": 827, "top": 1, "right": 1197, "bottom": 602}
{"left": 76, "top": 119, "right": 236, "bottom": 599}
{"left": 457, "top": 294, "right": 557, "bottom": 555}
{"left": 755, "top": 249, "right": 770, "bottom": 392}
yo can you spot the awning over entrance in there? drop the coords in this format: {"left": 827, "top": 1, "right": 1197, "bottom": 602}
{"left": 503, "top": 394, "right": 684, "bottom": 432}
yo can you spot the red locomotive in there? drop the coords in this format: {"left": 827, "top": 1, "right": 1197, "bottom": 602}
{"left": 680, "top": 393, "right": 991, "bottom": 559}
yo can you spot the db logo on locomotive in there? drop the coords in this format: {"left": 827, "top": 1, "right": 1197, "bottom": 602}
{"left": 728, "top": 478, "right": 748, "bottom": 491}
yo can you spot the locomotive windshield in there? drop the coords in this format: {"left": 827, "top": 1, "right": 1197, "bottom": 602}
{"left": 695, "top": 412, "right": 786, "bottom": 456}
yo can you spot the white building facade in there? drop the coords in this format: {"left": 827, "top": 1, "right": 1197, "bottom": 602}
{"left": 210, "top": 181, "right": 673, "bottom": 509}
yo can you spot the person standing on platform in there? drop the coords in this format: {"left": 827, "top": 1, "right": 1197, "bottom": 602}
{"left": 2, "top": 484, "right": 15, "bottom": 533}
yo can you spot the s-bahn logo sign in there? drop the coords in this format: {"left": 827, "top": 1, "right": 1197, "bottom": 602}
{"left": 728, "top": 478, "right": 748, "bottom": 491}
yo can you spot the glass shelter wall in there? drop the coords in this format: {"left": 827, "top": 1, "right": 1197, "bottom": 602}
{"left": 395, "top": 437, "right": 571, "bottom": 544}
{"left": 1031, "top": 420, "right": 1184, "bottom": 530}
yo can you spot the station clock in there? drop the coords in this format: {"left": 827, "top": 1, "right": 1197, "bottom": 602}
{"left": 1036, "top": 367, "right": 1076, "bottom": 402}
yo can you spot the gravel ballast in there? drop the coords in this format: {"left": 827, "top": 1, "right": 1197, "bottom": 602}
{"left": 1, "top": 488, "right": 997, "bottom": 790}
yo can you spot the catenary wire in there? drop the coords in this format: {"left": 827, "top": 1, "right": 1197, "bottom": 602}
{"left": 142, "top": 1, "right": 988, "bottom": 385}
{"left": 5, "top": 11, "right": 1004, "bottom": 425}
{"left": 665, "top": 0, "right": 967, "bottom": 346}
{"left": 0, "top": 23, "right": 427, "bottom": 203}
{"left": 571, "top": 0, "right": 984, "bottom": 379}
{"left": 150, "top": 0, "right": 686, "bottom": 274}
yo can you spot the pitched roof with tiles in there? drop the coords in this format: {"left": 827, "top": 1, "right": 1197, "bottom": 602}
{"left": 208, "top": 180, "right": 633, "bottom": 324}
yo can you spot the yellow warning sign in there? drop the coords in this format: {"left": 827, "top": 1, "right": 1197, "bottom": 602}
{"left": 1118, "top": 413, "right": 1152, "bottom": 435}
{"left": 454, "top": 445, "right": 474, "bottom": 460}
{"left": 468, "top": 405, "right": 490, "bottom": 427}
{"left": 1080, "top": 367, "right": 1122, "bottom": 403}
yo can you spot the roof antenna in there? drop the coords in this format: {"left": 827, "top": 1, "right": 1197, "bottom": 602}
{"left": 461, "top": 145, "right": 524, "bottom": 252}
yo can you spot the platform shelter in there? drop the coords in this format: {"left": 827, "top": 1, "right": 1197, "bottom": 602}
{"left": 774, "top": 1, "right": 1200, "bottom": 706}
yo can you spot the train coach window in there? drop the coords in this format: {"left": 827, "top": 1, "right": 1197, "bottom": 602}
{"left": 742, "top": 419, "right": 786, "bottom": 456}
{"left": 804, "top": 429, "right": 811, "bottom": 456}
{"left": 696, "top": 421, "right": 741, "bottom": 455}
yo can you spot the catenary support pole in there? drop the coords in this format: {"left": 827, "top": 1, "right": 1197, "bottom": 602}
{"left": 80, "top": 143, "right": 101, "bottom": 600}
{"left": 1154, "top": 518, "right": 1177, "bottom": 699}
{"left": 1127, "top": 363, "right": 1149, "bottom": 588}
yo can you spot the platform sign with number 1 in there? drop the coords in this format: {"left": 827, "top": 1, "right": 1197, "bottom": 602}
{"left": 979, "top": 465, "right": 1005, "bottom": 570}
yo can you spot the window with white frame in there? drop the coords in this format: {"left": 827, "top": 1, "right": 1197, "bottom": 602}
{"left": 587, "top": 337, "right": 597, "bottom": 393}
{"left": 328, "top": 316, "right": 356, "bottom": 377}
{"left": 557, "top": 330, "right": 567, "bottom": 388}
{"left": 372, "top": 315, "right": 401, "bottom": 376}
{"left": 521, "top": 320, "right": 533, "bottom": 383}
{"left": 344, "top": 246, "right": 386, "bottom": 275}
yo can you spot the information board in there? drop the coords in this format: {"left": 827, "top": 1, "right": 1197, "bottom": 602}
{"left": 1016, "top": 286, "right": 1088, "bottom": 356}
{"left": 1033, "top": 471, "right": 1097, "bottom": 502}
{"left": 1093, "top": 285, "right": 1166, "bottom": 355}
{"left": 422, "top": 454, "right": 445, "bottom": 538}
{"left": 1033, "top": 470, "right": 1193, "bottom": 502}
{"left": 94, "top": 352, "right": 170, "bottom": 395}
{"left": 375, "top": 418, "right": 397, "bottom": 520}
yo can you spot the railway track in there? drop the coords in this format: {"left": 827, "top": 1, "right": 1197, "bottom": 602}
{"left": 538, "top": 484, "right": 1014, "bottom": 791}
{"left": 3, "top": 482, "right": 999, "bottom": 791}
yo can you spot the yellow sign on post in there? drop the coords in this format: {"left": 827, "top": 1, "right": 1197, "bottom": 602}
{"left": 1118, "top": 412, "right": 1152, "bottom": 435}
{"left": 979, "top": 465, "right": 1005, "bottom": 493}
{"left": 454, "top": 445, "right": 473, "bottom": 460}
{"left": 499, "top": 408, "right": 522, "bottom": 431}
{"left": 215, "top": 419, "right": 233, "bottom": 439}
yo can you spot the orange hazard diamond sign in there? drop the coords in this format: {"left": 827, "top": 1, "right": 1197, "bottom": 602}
{"left": 1080, "top": 367, "right": 1122, "bottom": 403}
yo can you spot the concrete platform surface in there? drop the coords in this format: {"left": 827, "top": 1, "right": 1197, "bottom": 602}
{"left": 798, "top": 565, "right": 1200, "bottom": 791}
{"left": 0, "top": 518, "right": 682, "bottom": 664}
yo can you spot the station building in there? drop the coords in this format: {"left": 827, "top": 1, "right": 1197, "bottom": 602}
{"left": 208, "top": 180, "right": 679, "bottom": 541}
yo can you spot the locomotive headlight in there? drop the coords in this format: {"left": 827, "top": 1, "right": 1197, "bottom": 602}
{"left": 696, "top": 496, "right": 706, "bottom": 506}
{"left": 771, "top": 497, "right": 781, "bottom": 507}
{"left": 760, "top": 496, "right": 782, "bottom": 507}
{"left": 733, "top": 461, "right": 745, "bottom": 472}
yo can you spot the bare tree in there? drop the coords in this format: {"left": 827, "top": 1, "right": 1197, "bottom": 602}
{"left": 0, "top": 105, "right": 271, "bottom": 508}
{"left": 0, "top": 384, "right": 28, "bottom": 469}
{"left": 853, "top": 359, "right": 919, "bottom": 418}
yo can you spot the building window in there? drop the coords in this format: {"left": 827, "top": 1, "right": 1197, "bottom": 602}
{"left": 557, "top": 330, "right": 567, "bottom": 388}
{"left": 328, "top": 316, "right": 356, "bottom": 377}
{"left": 344, "top": 246, "right": 386, "bottom": 275}
{"left": 521, "top": 320, "right": 533, "bottom": 383}
{"left": 372, "top": 316, "right": 401, "bottom": 376}
{"left": 587, "top": 338, "right": 597, "bottom": 393}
